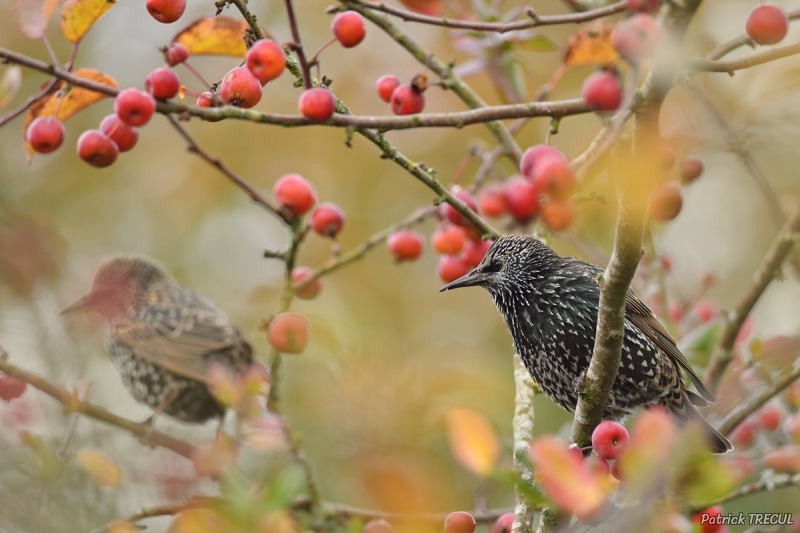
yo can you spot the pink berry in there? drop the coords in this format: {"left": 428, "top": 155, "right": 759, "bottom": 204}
{"left": 310, "top": 202, "right": 345, "bottom": 238}
{"left": 492, "top": 513, "right": 514, "bottom": 533}
{"left": 145, "top": 67, "right": 180, "bottom": 100}
{"left": 757, "top": 404, "right": 784, "bottom": 432}
{"left": 292, "top": 267, "right": 324, "bottom": 300}
{"left": 531, "top": 155, "right": 576, "bottom": 200}
{"left": 647, "top": 182, "right": 683, "bottom": 221}
{"left": 609, "top": 459, "right": 625, "bottom": 481}
{"left": 164, "top": 43, "right": 189, "bottom": 66}
{"left": 0, "top": 375, "right": 27, "bottom": 402}
{"left": 582, "top": 71, "right": 622, "bottom": 112}
{"left": 298, "top": 87, "right": 336, "bottom": 121}
{"left": 432, "top": 224, "right": 467, "bottom": 255}
{"left": 196, "top": 92, "right": 223, "bottom": 122}
{"left": 440, "top": 187, "right": 479, "bottom": 227}
{"left": 585, "top": 455, "right": 610, "bottom": 478}
{"left": 693, "top": 505, "right": 724, "bottom": 533}
{"left": 266, "top": 312, "right": 309, "bottom": 354}
{"left": 246, "top": 40, "right": 286, "bottom": 85}
{"left": 478, "top": 184, "right": 507, "bottom": 218}
{"left": 540, "top": 199, "right": 575, "bottom": 231}
{"left": 388, "top": 229, "right": 424, "bottom": 262}
{"left": 27, "top": 116, "right": 64, "bottom": 154}
{"left": 463, "top": 239, "right": 493, "bottom": 267}
{"left": 220, "top": 67, "right": 262, "bottom": 108}
{"left": 274, "top": 174, "right": 317, "bottom": 216}
{"left": 746, "top": 4, "right": 788, "bottom": 46}
{"left": 376, "top": 75, "right": 400, "bottom": 103}
{"left": 99, "top": 115, "right": 139, "bottom": 153}
{"left": 444, "top": 511, "right": 476, "bottom": 533}
{"left": 332, "top": 11, "right": 366, "bottom": 48}
{"left": 115, "top": 88, "right": 156, "bottom": 127}
{"left": 613, "top": 14, "right": 661, "bottom": 64}
{"left": 438, "top": 255, "right": 471, "bottom": 283}
{"left": 146, "top": 0, "right": 186, "bottom": 23}
{"left": 591, "top": 421, "right": 630, "bottom": 460}
{"left": 679, "top": 158, "right": 703, "bottom": 184}
{"left": 390, "top": 85, "right": 424, "bottom": 115}
{"left": 77, "top": 130, "right": 119, "bottom": 168}
{"left": 626, "top": 0, "right": 659, "bottom": 13}
{"left": 504, "top": 176, "right": 540, "bottom": 223}
{"left": 520, "top": 144, "right": 568, "bottom": 179}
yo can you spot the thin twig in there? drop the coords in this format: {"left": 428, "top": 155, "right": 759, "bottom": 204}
{"left": 165, "top": 116, "right": 291, "bottom": 225}
{"left": 284, "top": 0, "right": 312, "bottom": 88}
{"left": 705, "top": 206, "right": 800, "bottom": 392}
{"left": 0, "top": 77, "right": 58, "bottom": 127}
{"left": 690, "top": 473, "right": 800, "bottom": 512}
{"left": 687, "top": 40, "right": 800, "bottom": 74}
{"left": 705, "top": 9, "right": 800, "bottom": 61}
{"left": 512, "top": 354, "right": 537, "bottom": 533}
{"left": 349, "top": 0, "right": 626, "bottom": 33}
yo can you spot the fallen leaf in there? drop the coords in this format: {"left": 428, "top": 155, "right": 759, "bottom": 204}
{"left": 75, "top": 449, "right": 121, "bottom": 487}
{"left": 10, "top": 0, "right": 62, "bottom": 39}
{"left": 445, "top": 407, "right": 500, "bottom": 477}
{"left": 22, "top": 68, "right": 117, "bottom": 161}
{"left": 0, "top": 67, "right": 23, "bottom": 109}
{"left": 172, "top": 17, "right": 251, "bottom": 58}
{"left": 60, "top": 0, "right": 116, "bottom": 42}
{"left": 563, "top": 20, "right": 618, "bottom": 68}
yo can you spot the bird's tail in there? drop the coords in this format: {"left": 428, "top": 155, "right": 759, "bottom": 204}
{"left": 672, "top": 393, "right": 733, "bottom": 454}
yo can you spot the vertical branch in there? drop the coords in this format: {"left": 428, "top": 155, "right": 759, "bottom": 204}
{"left": 511, "top": 354, "right": 536, "bottom": 533}
{"left": 284, "top": 0, "right": 312, "bottom": 89}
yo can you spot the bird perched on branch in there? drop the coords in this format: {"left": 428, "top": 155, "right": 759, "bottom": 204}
{"left": 440, "top": 234, "right": 732, "bottom": 454}
{"left": 61, "top": 255, "right": 252, "bottom": 424}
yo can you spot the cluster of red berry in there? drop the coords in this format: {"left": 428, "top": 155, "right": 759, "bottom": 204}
{"left": 648, "top": 152, "right": 704, "bottom": 222}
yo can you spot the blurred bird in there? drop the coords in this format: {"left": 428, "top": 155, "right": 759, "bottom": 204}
{"left": 440, "top": 234, "right": 732, "bottom": 453}
{"left": 62, "top": 255, "right": 252, "bottom": 424}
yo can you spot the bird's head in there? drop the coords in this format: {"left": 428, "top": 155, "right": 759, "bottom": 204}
{"left": 439, "top": 234, "right": 560, "bottom": 294}
{"left": 61, "top": 255, "right": 169, "bottom": 321}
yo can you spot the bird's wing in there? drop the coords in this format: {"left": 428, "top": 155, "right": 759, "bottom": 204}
{"left": 624, "top": 289, "right": 715, "bottom": 403}
{"left": 114, "top": 287, "right": 249, "bottom": 383}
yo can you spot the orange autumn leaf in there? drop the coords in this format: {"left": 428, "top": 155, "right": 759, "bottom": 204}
{"left": 74, "top": 449, "right": 121, "bottom": 487}
{"left": 10, "top": 0, "right": 62, "bottom": 39}
{"left": 619, "top": 407, "right": 678, "bottom": 491}
{"left": 22, "top": 68, "right": 117, "bottom": 161}
{"left": 528, "top": 436, "right": 607, "bottom": 520}
{"left": 172, "top": 17, "right": 252, "bottom": 58}
{"left": 445, "top": 407, "right": 500, "bottom": 477}
{"left": 563, "top": 21, "right": 619, "bottom": 68}
{"left": 60, "top": 0, "right": 116, "bottom": 43}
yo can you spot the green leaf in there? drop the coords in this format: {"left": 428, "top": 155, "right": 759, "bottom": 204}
{"left": 518, "top": 35, "right": 559, "bottom": 52}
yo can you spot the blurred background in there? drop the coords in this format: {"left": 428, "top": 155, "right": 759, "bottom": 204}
{"left": 2, "top": 0, "right": 800, "bottom": 531}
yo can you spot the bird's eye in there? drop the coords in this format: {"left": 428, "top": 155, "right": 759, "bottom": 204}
{"left": 482, "top": 260, "right": 502, "bottom": 273}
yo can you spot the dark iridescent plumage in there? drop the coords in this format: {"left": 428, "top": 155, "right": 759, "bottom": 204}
{"left": 441, "top": 234, "right": 731, "bottom": 453}
{"left": 62, "top": 255, "right": 252, "bottom": 423}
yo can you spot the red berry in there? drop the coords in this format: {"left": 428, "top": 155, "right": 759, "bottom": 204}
{"left": 647, "top": 182, "right": 683, "bottom": 221}
{"left": 464, "top": 239, "right": 493, "bottom": 267}
{"left": 679, "top": 158, "right": 703, "bottom": 184}
{"left": 520, "top": 144, "right": 568, "bottom": 179}
{"left": 196, "top": 92, "right": 223, "bottom": 122}
{"left": 693, "top": 301, "right": 716, "bottom": 323}
{"left": 478, "top": 184, "right": 507, "bottom": 218}
{"left": 444, "top": 511, "right": 476, "bottom": 533}
{"left": 626, "top": 0, "right": 659, "bottom": 13}
{"left": 364, "top": 519, "right": 393, "bottom": 533}
{"left": 77, "top": 130, "right": 119, "bottom": 168}
{"left": 585, "top": 455, "right": 610, "bottom": 478}
{"left": 438, "top": 255, "right": 471, "bottom": 283}
{"left": 145, "top": 67, "right": 180, "bottom": 100}
{"left": 613, "top": 14, "right": 661, "bottom": 64}
{"left": 746, "top": 5, "right": 788, "bottom": 45}
{"left": 432, "top": 224, "right": 467, "bottom": 255}
{"left": 246, "top": 40, "right": 287, "bottom": 85}
{"left": 267, "top": 312, "right": 309, "bottom": 354}
{"left": 27, "top": 116, "right": 64, "bottom": 154}
{"left": 504, "top": 176, "right": 540, "bottom": 223}
{"left": 332, "top": 11, "right": 366, "bottom": 48}
{"left": 390, "top": 85, "right": 424, "bottom": 115}
{"left": 440, "top": 187, "right": 479, "bottom": 227}
{"left": 387, "top": 229, "right": 424, "bottom": 262}
{"left": 298, "top": 87, "right": 336, "bottom": 121}
{"left": 757, "top": 404, "right": 784, "bottom": 432}
{"left": 164, "top": 43, "right": 189, "bottom": 66}
{"left": 693, "top": 505, "right": 724, "bottom": 533}
{"left": 591, "top": 421, "right": 630, "bottom": 460}
{"left": 531, "top": 156, "right": 575, "bottom": 200}
{"left": 274, "top": 174, "right": 317, "bottom": 216}
{"left": 582, "top": 71, "right": 622, "bottom": 112}
{"left": 0, "top": 375, "right": 27, "bottom": 402}
{"left": 609, "top": 459, "right": 625, "bottom": 481}
{"left": 292, "top": 267, "right": 324, "bottom": 300}
{"left": 146, "top": 0, "right": 185, "bottom": 23}
{"left": 220, "top": 67, "right": 262, "bottom": 108}
{"left": 310, "top": 202, "right": 345, "bottom": 238}
{"left": 115, "top": 88, "right": 156, "bottom": 127}
{"left": 492, "top": 513, "right": 514, "bottom": 533}
{"left": 99, "top": 115, "right": 139, "bottom": 153}
{"left": 376, "top": 75, "right": 400, "bottom": 103}
{"left": 540, "top": 199, "right": 575, "bottom": 231}
{"left": 658, "top": 144, "right": 676, "bottom": 170}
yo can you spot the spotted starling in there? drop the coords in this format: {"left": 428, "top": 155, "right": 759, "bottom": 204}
{"left": 62, "top": 255, "right": 252, "bottom": 423}
{"left": 440, "top": 234, "right": 732, "bottom": 453}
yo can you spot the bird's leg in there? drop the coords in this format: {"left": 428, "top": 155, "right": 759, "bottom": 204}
{"left": 138, "top": 390, "right": 181, "bottom": 446}
{"left": 572, "top": 370, "right": 587, "bottom": 394}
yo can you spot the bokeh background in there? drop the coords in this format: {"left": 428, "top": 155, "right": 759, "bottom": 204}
{"left": 2, "top": 0, "right": 800, "bottom": 531}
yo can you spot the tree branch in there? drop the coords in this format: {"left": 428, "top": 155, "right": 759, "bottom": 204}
{"left": 705, "top": 206, "right": 800, "bottom": 392}
{"left": 512, "top": 354, "right": 537, "bottom": 533}
{"left": 690, "top": 472, "right": 800, "bottom": 512}
{"left": 0, "top": 353, "right": 196, "bottom": 460}
{"left": 347, "top": 0, "right": 626, "bottom": 33}
{"left": 705, "top": 8, "right": 800, "bottom": 61}
{"left": 687, "top": 40, "right": 800, "bottom": 74}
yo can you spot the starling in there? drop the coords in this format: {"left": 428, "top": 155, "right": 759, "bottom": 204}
{"left": 440, "top": 235, "right": 732, "bottom": 453}
{"left": 62, "top": 255, "right": 252, "bottom": 424}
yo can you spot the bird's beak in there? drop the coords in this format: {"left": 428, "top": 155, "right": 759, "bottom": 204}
{"left": 60, "top": 293, "right": 94, "bottom": 315}
{"left": 439, "top": 268, "right": 487, "bottom": 292}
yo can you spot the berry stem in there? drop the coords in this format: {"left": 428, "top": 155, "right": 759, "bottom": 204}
{"left": 283, "top": 0, "right": 313, "bottom": 89}
{"left": 41, "top": 34, "right": 60, "bottom": 68}
{"left": 308, "top": 37, "right": 337, "bottom": 67}
{"left": 181, "top": 60, "right": 214, "bottom": 92}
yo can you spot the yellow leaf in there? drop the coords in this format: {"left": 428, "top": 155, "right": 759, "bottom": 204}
{"left": 563, "top": 21, "right": 619, "bottom": 68}
{"left": 108, "top": 521, "right": 140, "bottom": 533}
{"left": 0, "top": 67, "right": 23, "bottom": 109}
{"left": 60, "top": 0, "right": 116, "bottom": 43}
{"left": 528, "top": 436, "right": 607, "bottom": 521}
{"left": 445, "top": 407, "right": 500, "bottom": 477}
{"left": 75, "top": 450, "right": 121, "bottom": 488}
{"left": 23, "top": 68, "right": 117, "bottom": 161}
{"left": 10, "top": 0, "right": 62, "bottom": 39}
{"left": 172, "top": 17, "right": 251, "bottom": 58}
